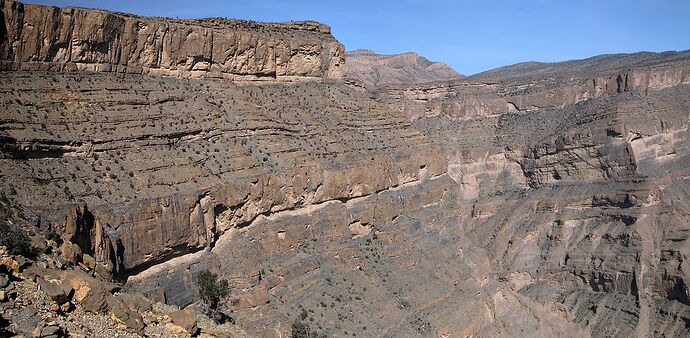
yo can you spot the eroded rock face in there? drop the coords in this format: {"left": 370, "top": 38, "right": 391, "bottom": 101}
{"left": 0, "top": 0, "right": 344, "bottom": 81}
{"left": 376, "top": 51, "right": 690, "bottom": 120}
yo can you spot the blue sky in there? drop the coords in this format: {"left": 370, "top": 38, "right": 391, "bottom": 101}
{"left": 25, "top": 0, "right": 690, "bottom": 75}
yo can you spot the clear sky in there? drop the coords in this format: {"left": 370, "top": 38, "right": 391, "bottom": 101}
{"left": 24, "top": 0, "right": 690, "bottom": 75}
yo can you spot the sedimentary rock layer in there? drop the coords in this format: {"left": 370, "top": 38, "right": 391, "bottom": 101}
{"left": 0, "top": 71, "right": 445, "bottom": 278}
{"left": 2, "top": 1, "right": 690, "bottom": 336}
{"left": 0, "top": 0, "right": 344, "bottom": 80}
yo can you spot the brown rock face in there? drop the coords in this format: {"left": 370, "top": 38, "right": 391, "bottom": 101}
{"left": 0, "top": 71, "right": 445, "bottom": 279}
{"left": 0, "top": 0, "right": 344, "bottom": 81}
{"left": 344, "top": 49, "right": 464, "bottom": 87}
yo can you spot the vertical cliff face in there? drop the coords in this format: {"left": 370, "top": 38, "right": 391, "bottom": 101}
{"left": 0, "top": 0, "right": 344, "bottom": 80}
{"left": 375, "top": 51, "right": 690, "bottom": 121}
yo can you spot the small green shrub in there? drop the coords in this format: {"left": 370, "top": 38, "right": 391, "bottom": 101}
{"left": 291, "top": 319, "right": 325, "bottom": 338}
{"left": 194, "top": 269, "right": 229, "bottom": 320}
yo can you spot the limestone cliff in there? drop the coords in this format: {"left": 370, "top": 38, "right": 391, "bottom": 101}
{"left": 0, "top": 0, "right": 344, "bottom": 80}
{"left": 377, "top": 51, "right": 690, "bottom": 120}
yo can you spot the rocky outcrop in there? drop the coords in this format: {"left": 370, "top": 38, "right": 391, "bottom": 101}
{"left": 344, "top": 49, "right": 463, "bottom": 87}
{"left": 0, "top": 0, "right": 344, "bottom": 81}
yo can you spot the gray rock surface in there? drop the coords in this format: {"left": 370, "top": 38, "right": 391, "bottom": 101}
{"left": 36, "top": 276, "right": 72, "bottom": 305}
{"left": 375, "top": 50, "right": 690, "bottom": 337}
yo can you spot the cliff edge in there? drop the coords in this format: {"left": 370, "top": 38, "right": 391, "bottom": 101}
{"left": 0, "top": 0, "right": 344, "bottom": 81}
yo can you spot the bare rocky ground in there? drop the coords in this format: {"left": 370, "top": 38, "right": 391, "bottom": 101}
{"left": 0, "top": 243, "right": 245, "bottom": 337}
{"left": 1, "top": 0, "right": 690, "bottom": 337}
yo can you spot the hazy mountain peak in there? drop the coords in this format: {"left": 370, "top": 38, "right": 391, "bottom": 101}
{"left": 344, "top": 49, "right": 464, "bottom": 86}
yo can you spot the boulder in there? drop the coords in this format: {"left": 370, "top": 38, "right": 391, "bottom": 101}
{"left": 38, "top": 268, "right": 118, "bottom": 314}
{"left": 167, "top": 308, "right": 199, "bottom": 336}
{"left": 0, "top": 257, "right": 19, "bottom": 274}
{"left": 82, "top": 254, "right": 96, "bottom": 270}
{"left": 107, "top": 294, "right": 146, "bottom": 333}
{"left": 30, "top": 235, "right": 48, "bottom": 252}
{"left": 0, "top": 272, "right": 9, "bottom": 288}
{"left": 23, "top": 265, "right": 50, "bottom": 283}
{"left": 94, "top": 263, "right": 111, "bottom": 278}
{"left": 80, "top": 289, "right": 109, "bottom": 314}
{"left": 116, "top": 292, "right": 153, "bottom": 313}
{"left": 10, "top": 306, "right": 40, "bottom": 336}
{"left": 36, "top": 276, "right": 73, "bottom": 305}
{"left": 60, "top": 242, "right": 82, "bottom": 264}
{"left": 41, "top": 324, "right": 67, "bottom": 338}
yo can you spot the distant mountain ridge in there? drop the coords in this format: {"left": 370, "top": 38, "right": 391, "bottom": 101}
{"left": 470, "top": 49, "right": 690, "bottom": 81}
{"left": 344, "top": 49, "right": 464, "bottom": 86}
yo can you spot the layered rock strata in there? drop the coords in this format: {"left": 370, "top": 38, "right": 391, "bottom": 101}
{"left": 378, "top": 52, "right": 690, "bottom": 336}
{"left": 0, "top": 70, "right": 446, "bottom": 280}
{"left": 2, "top": 1, "right": 690, "bottom": 336}
{"left": 377, "top": 51, "right": 690, "bottom": 120}
{"left": 0, "top": 0, "right": 344, "bottom": 80}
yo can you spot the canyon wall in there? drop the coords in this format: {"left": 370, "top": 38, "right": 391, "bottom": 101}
{"left": 376, "top": 54, "right": 690, "bottom": 120}
{"left": 374, "top": 52, "right": 690, "bottom": 336}
{"left": 0, "top": 71, "right": 446, "bottom": 280}
{"left": 0, "top": 0, "right": 344, "bottom": 80}
{"left": 2, "top": 1, "right": 690, "bottom": 336}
